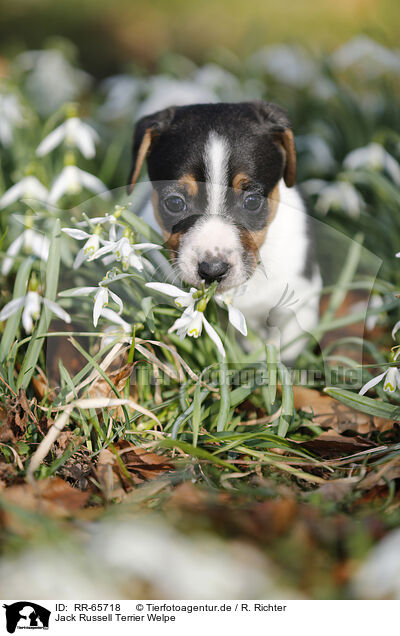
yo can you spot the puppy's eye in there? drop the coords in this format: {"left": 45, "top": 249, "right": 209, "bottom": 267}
{"left": 164, "top": 195, "right": 186, "bottom": 213}
{"left": 243, "top": 194, "right": 263, "bottom": 211}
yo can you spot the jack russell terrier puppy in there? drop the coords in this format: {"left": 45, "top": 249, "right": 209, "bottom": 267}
{"left": 128, "top": 101, "right": 322, "bottom": 362}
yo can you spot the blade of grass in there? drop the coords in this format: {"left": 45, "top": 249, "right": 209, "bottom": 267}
{"left": 0, "top": 256, "right": 34, "bottom": 363}
{"left": 17, "top": 220, "right": 61, "bottom": 390}
{"left": 324, "top": 386, "right": 400, "bottom": 420}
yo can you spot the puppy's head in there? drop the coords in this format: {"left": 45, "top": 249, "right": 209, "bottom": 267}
{"left": 128, "top": 102, "right": 296, "bottom": 291}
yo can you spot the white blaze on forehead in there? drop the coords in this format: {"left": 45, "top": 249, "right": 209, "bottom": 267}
{"left": 204, "top": 131, "right": 230, "bottom": 215}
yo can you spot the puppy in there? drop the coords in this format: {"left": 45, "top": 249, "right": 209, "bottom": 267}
{"left": 128, "top": 101, "right": 322, "bottom": 361}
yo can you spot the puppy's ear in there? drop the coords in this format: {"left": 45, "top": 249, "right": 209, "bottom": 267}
{"left": 255, "top": 101, "right": 296, "bottom": 188}
{"left": 127, "top": 107, "right": 175, "bottom": 194}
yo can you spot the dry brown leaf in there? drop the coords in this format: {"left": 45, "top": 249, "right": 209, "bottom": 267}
{"left": 89, "top": 363, "right": 135, "bottom": 399}
{"left": 96, "top": 448, "right": 125, "bottom": 501}
{"left": 116, "top": 440, "right": 172, "bottom": 486}
{"left": 0, "top": 477, "right": 90, "bottom": 534}
{"left": 299, "top": 428, "right": 374, "bottom": 458}
{"left": 293, "top": 386, "right": 391, "bottom": 433}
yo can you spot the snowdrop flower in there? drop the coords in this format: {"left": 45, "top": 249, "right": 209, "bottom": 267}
{"left": 36, "top": 117, "right": 99, "bottom": 159}
{"left": 0, "top": 291, "right": 71, "bottom": 334}
{"left": 249, "top": 44, "right": 317, "bottom": 87}
{"left": 60, "top": 284, "right": 123, "bottom": 327}
{"left": 98, "top": 75, "right": 142, "bottom": 121}
{"left": 0, "top": 93, "right": 25, "bottom": 147}
{"left": 16, "top": 49, "right": 91, "bottom": 116}
{"left": 303, "top": 179, "right": 365, "bottom": 218}
{"left": 330, "top": 36, "right": 400, "bottom": 78}
{"left": 136, "top": 76, "right": 216, "bottom": 119}
{"left": 91, "top": 236, "right": 161, "bottom": 271}
{"left": 215, "top": 292, "right": 247, "bottom": 336}
{"left": 344, "top": 143, "right": 400, "bottom": 186}
{"left": 146, "top": 282, "right": 225, "bottom": 354}
{"left": 296, "top": 134, "right": 337, "bottom": 174}
{"left": 62, "top": 227, "right": 102, "bottom": 268}
{"left": 0, "top": 176, "right": 49, "bottom": 209}
{"left": 101, "top": 308, "right": 131, "bottom": 332}
{"left": 76, "top": 213, "right": 122, "bottom": 242}
{"left": 48, "top": 165, "right": 110, "bottom": 204}
{"left": 145, "top": 282, "right": 197, "bottom": 310}
{"left": 169, "top": 306, "right": 226, "bottom": 357}
{"left": 146, "top": 281, "right": 248, "bottom": 355}
{"left": 359, "top": 350, "right": 400, "bottom": 395}
{"left": 2, "top": 228, "right": 49, "bottom": 275}
{"left": 194, "top": 65, "right": 241, "bottom": 101}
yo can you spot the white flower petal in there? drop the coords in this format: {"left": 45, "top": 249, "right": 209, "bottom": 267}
{"left": 186, "top": 312, "right": 203, "bottom": 338}
{"left": 36, "top": 124, "right": 66, "bottom": 157}
{"left": 77, "top": 168, "right": 110, "bottom": 198}
{"left": 22, "top": 292, "right": 41, "bottom": 333}
{"left": 100, "top": 307, "right": 131, "bottom": 331}
{"left": 93, "top": 287, "right": 108, "bottom": 327}
{"left": 133, "top": 242, "right": 162, "bottom": 251}
{"left": 128, "top": 252, "right": 144, "bottom": 271}
{"left": 109, "top": 289, "right": 123, "bottom": 314}
{"left": 48, "top": 168, "right": 73, "bottom": 204}
{"left": 359, "top": 370, "right": 387, "bottom": 395}
{"left": 392, "top": 321, "right": 400, "bottom": 340}
{"left": 168, "top": 308, "right": 196, "bottom": 335}
{"left": 146, "top": 282, "right": 188, "bottom": 298}
{"left": 73, "top": 247, "right": 86, "bottom": 269}
{"left": 87, "top": 241, "right": 114, "bottom": 261}
{"left": 0, "top": 297, "right": 25, "bottom": 321}
{"left": 42, "top": 298, "right": 71, "bottom": 323}
{"left": 1, "top": 234, "right": 25, "bottom": 275}
{"left": 22, "top": 305, "right": 34, "bottom": 333}
{"left": 25, "top": 229, "right": 50, "bottom": 262}
{"left": 384, "top": 367, "right": 398, "bottom": 393}
{"left": 202, "top": 315, "right": 226, "bottom": 357}
{"left": 62, "top": 228, "right": 92, "bottom": 240}
{"left": 228, "top": 304, "right": 247, "bottom": 336}
{"left": 75, "top": 125, "right": 97, "bottom": 159}
{"left": 0, "top": 181, "right": 25, "bottom": 209}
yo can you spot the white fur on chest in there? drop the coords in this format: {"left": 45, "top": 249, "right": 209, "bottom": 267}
{"left": 232, "top": 180, "right": 322, "bottom": 360}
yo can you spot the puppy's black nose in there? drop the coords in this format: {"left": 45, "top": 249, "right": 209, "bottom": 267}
{"left": 198, "top": 260, "right": 229, "bottom": 284}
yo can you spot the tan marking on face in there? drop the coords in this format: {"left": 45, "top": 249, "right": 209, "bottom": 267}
{"left": 151, "top": 189, "right": 181, "bottom": 258}
{"left": 267, "top": 183, "right": 280, "bottom": 227}
{"left": 232, "top": 172, "right": 251, "bottom": 192}
{"left": 178, "top": 173, "right": 198, "bottom": 197}
{"left": 129, "top": 129, "right": 153, "bottom": 193}
{"left": 239, "top": 183, "right": 281, "bottom": 271}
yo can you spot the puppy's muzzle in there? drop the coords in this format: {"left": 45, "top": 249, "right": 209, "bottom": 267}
{"left": 198, "top": 259, "right": 230, "bottom": 284}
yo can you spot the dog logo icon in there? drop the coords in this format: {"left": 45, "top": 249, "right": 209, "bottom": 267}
{"left": 3, "top": 602, "right": 50, "bottom": 633}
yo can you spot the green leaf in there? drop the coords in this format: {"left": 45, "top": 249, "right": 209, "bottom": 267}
{"left": 324, "top": 386, "right": 400, "bottom": 421}
{"left": 160, "top": 438, "right": 240, "bottom": 471}
{"left": 0, "top": 256, "right": 34, "bottom": 363}
{"left": 17, "top": 220, "right": 62, "bottom": 390}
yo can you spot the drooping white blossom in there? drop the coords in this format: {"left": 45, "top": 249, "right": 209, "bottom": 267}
{"left": 344, "top": 143, "right": 400, "bottom": 185}
{"left": 0, "top": 93, "right": 25, "bottom": 147}
{"left": 36, "top": 117, "right": 99, "bottom": 159}
{"left": 0, "top": 291, "right": 71, "bottom": 334}
{"left": 59, "top": 284, "right": 123, "bottom": 327}
{"left": 1, "top": 228, "right": 50, "bottom": 275}
{"left": 91, "top": 236, "right": 161, "bottom": 271}
{"left": 0, "top": 176, "right": 49, "bottom": 209}
{"left": 48, "top": 166, "right": 110, "bottom": 204}
{"left": 359, "top": 350, "right": 400, "bottom": 395}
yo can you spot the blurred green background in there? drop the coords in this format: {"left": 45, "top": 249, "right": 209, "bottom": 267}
{"left": 0, "top": 0, "right": 398, "bottom": 76}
